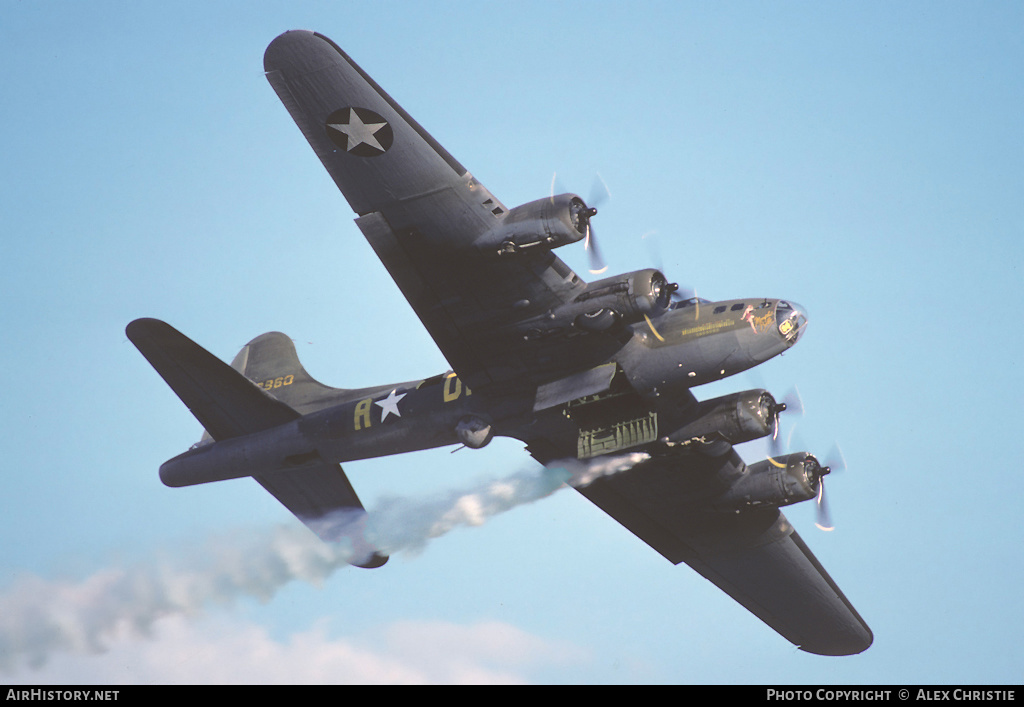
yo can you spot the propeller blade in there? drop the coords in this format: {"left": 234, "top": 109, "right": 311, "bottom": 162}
{"left": 769, "top": 415, "right": 783, "bottom": 457}
{"left": 549, "top": 171, "right": 561, "bottom": 204}
{"left": 824, "top": 442, "right": 848, "bottom": 474}
{"left": 585, "top": 222, "right": 608, "bottom": 274}
{"left": 815, "top": 478, "right": 835, "bottom": 532}
{"left": 762, "top": 388, "right": 840, "bottom": 532}
{"left": 813, "top": 442, "right": 843, "bottom": 532}
{"left": 588, "top": 172, "right": 611, "bottom": 208}
{"left": 642, "top": 231, "right": 694, "bottom": 305}
{"left": 550, "top": 172, "right": 610, "bottom": 274}
{"left": 643, "top": 230, "right": 664, "bottom": 267}
{"left": 550, "top": 172, "right": 610, "bottom": 208}
{"left": 769, "top": 422, "right": 803, "bottom": 459}
{"left": 781, "top": 385, "right": 805, "bottom": 416}
{"left": 669, "top": 281, "right": 694, "bottom": 303}
{"left": 768, "top": 388, "right": 804, "bottom": 458}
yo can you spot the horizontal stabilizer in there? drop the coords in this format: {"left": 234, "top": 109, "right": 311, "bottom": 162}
{"left": 127, "top": 318, "right": 388, "bottom": 568}
{"left": 254, "top": 463, "right": 387, "bottom": 568}
{"left": 126, "top": 318, "right": 298, "bottom": 441}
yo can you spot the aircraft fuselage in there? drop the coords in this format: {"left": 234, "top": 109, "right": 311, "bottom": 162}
{"left": 158, "top": 296, "right": 806, "bottom": 488}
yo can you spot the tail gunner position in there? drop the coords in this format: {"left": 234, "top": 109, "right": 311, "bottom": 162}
{"left": 128, "top": 30, "right": 871, "bottom": 656}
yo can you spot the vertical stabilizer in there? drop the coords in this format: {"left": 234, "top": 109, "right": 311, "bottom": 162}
{"left": 230, "top": 332, "right": 350, "bottom": 414}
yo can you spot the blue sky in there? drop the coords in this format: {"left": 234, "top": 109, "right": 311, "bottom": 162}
{"left": 2, "top": 1, "right": 1022, "bottom": 684}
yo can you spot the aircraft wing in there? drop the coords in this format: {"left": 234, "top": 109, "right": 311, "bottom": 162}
{"left": 264, "top": 30, "right": 613, "bottom": 397}
{"left": 263, "top": 32, "right": 871, "bottom": 649}
{"left": 568, "top": 448, "right": 873, "bottom": 656}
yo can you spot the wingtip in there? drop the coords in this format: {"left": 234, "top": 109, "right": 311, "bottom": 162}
{"left": 267, "top": 28, "right": 316, "bottom": 44}
{"left": 264, "top": 29, "right": 331, "bottom": 73}
{"left": 351, "top": 552, "right": 389, "bottom": 569}
{"left": 125, "top": 317, "right": 172, "bottom": 346}
{"left": 798, "top": 625, "right": 874, "bottom": 656}
{"left": 125, "top": 316, "right": 158, "bottom": 334}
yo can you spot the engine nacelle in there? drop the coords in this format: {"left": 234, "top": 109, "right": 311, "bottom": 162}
{"left": 715, "top": 452, "right": 824, "bottom": 511}
{"left": 520, "top": 268, "right": 675, "bottom": 338}
{"left": 661, "top": 389, "right": 777, "bottom": 456}
{"left": 475, "top": 193, "right": 591, "bottom": 256}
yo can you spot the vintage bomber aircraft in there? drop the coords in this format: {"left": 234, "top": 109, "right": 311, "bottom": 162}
{"left": 127, "top": 30, "right": 872, "bottom": 656}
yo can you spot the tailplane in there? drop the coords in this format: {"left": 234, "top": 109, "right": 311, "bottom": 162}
{"left": 127, "top": 318, "right": 387, "bottom": 569}
{"left": 126, "top": 319, "right": 298, "bottom": 441}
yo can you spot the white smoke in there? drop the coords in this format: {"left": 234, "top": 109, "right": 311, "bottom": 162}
{"left": 0, "top": 453, "right": 648, "bottom": 672}
{"left": 0, "top": 525, "right": 347, "bottom": 672}
{"left": 366, "top": 453, "right": 648, "bottom": 556}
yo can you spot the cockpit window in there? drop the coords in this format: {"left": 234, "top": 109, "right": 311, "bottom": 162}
{"left": 730, "top": 303, "right": 745, "bottom": 311}
{"left": 671, "top": 297, "right": 711, "bottom": 310}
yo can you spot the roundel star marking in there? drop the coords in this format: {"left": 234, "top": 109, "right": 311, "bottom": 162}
{"left": 325, "top": 107, "right": 393, "bottom": 157}
{"left": 375, "top": 389, "right": 406, "bottom": 423}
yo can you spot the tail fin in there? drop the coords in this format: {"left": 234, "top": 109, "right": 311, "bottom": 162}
{"left": 229, "top": 332, "right": 347, "bottom": 415}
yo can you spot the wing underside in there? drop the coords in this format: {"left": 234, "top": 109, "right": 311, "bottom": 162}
{"left": 572, "top": 450, "right": 872, "bottom": 655}
{"left": 263, "top": 30, "right": 601, "bottom": 395}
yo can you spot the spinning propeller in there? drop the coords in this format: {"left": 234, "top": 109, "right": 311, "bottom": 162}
{"left": 767, "top": 385, "right": 805, "bottom": 455}
{"left": 552, "top": 174, "right": 690, "bottom": 317}
{"left": 813, "top": 443, "right": 848, "bottom": 532}
{"left": 575, "top": 201, "right": 605, "bottom": 275}
{"left": 552, "top": 173, "right": 610, "bottom": 274}
{"left": 640, "top": 230, "right": 696, "bottom": 310}
{"left": 766, "top": 387, "right": 844, "bottom": 532}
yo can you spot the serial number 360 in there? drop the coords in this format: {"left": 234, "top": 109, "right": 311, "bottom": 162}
{"left": 259, "top": 374, "right": 295, "bottom": 390}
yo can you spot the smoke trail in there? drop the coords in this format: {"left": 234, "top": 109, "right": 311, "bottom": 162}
{"left": 0, "top": 453, "right": 648, "bottom": 671}
{"left": 366, "top": 453, "right": 649, "bottom": 556}
{"left": 0, "top": 524, "right": 349, "bottom": 672}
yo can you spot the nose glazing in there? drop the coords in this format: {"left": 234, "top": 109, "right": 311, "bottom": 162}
{"left": 776, "top": 301, "right": 808, "bottom": 344}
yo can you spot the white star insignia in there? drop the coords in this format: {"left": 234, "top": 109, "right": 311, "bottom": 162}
{"left": 328, "top": 111, "right": 388, "bottom": 152}
{"left": 375, "top": 389, "right": 406, "bottom": 422}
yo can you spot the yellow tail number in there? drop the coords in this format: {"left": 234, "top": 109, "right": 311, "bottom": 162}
{"left": 260, "top": 374, "right": 294, "bottom": 391}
